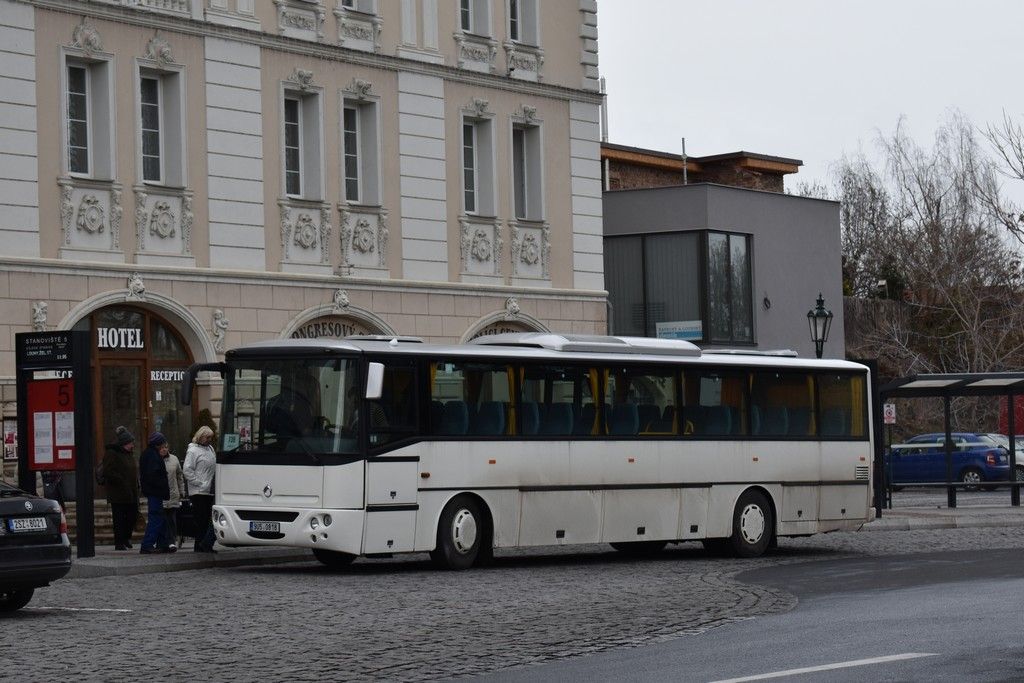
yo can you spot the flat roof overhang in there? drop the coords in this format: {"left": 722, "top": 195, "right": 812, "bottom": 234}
{"left": 880, "top": 372, "right": 1024, "bottom": 399}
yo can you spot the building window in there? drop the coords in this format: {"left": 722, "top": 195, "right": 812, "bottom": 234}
{"left": 282, "top": 88, "right": 324, "bottom": 201}
{"left": 508, "top": 0, "right": 537, "bottom": 44}
{"left": 343, "top": 106, "right": 360, "bottom": 202}
{"left": 707, "top": 232, "right": 753, "bottom": 343}
{"left": 284, "top": 97, "right": 302, "bottom": 197}
{"left": 341, "top": 99, "right": 379, "bottom": 205}
{"left": 140, "top": 76, "right": 162, "bottom": 182}
{"left": 463, "top": 122, "right": 476, "bottom": 213}
{"left": 340, "top": 0, "right": 376, "bottom": 13}
{"left": 604, "top": 231, "right": 754, "bottom": 344}
{"left": 512, "top": 123, "right": 541, "bottom": 220}
{"left": 67, "top": 65, "right": 89, "bottom": 175}
{"left": 461, "top": 0, "right": 490, "bottom": 35}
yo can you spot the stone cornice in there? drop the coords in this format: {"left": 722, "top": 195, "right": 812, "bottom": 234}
{"left": 24, "top": 0, "right": 603, "bottom": 105}
{"left": 0, "top": 256, "right": 608, "bottom": 300}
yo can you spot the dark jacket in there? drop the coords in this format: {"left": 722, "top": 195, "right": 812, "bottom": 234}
{"left": 103, "top": 444, "right": 139, "bottom": 505}
{"left": 139, "top": 446, "right": 170, "bottom": 500}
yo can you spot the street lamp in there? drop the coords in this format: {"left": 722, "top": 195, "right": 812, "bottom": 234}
{"left": 807, "top": 293, "right": 833, "bottom": 359}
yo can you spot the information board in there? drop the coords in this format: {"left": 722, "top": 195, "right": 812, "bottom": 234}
{"left": 26, "top": 378, "right": 76, "bottom": 471}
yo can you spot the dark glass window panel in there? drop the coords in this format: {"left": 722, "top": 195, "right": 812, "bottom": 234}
{"left": 142, "top": 130, "right": 160, "bottom": 156}
{"left": 512, "top": 127, "right": 526, "bottom": 219}
{"left": 284, "top": 122, "right": 299, "bottom": 148}
{"left": 150, "top": 318, "right": 187, "bottom": 360}
{"left": 284, "top": 98, "right": 299, "bottom": 124}
{"left": 644, "top": 232, "right": 701, "bottom": 339}
{"left": 345, "top": 178, "right": 359, "bottom": 202}
{"left": 285, "top": 147, "right": 300, "bottom": 171}
{"left": 730, "top": 234, "right": 753, "bottom": 342}
{"left": 69, "top": 147, "right": 88, "bottom": 174}
{"left": 68, "top": 92, "right": 87, "bottom": 121}
{"left": 509, "top": 0, "right": 520, "bottom": 40}
{"left": 68, "top": 120, "right": 88, "bottom": 148}
{"left": 142, "top": 103, "right": 159, "bottom": 131}
{"left": 707, "top": 233, "right": 731, "bottom": 340}
{"left": 140, "top": 78, "right": 158, "bottom": 105}
{"left": 286, "top": 171, "right": 300, "bottom": 197}
{"left": 143, "top": 156, "right": 161, "bottom": 182}
{"left": 344, "top": 154, "right": 358, "bottom": 181}
{"left": 460, "top": 0, "right": 471, "bottom": 30}
{"left": 68, "top": 66, "right": 87, "bottom": 94}
{"left": 604, "top": 236, "right": 644, "bottom": 336}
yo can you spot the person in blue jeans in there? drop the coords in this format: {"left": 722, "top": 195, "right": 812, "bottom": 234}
{"left": 138, "top": 432, "right": 174, "bottom": 554}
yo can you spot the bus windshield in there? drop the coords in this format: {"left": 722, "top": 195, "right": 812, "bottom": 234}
{"left": 221, "top": 357, "right": 360, "bottom": 457}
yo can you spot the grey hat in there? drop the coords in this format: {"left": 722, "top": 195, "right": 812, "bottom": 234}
{"left": 115, "top": 426, "right": 135, "bottom": 446}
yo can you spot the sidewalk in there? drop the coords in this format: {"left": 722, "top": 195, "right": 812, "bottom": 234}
{"left": 65, "top": 505, "right": 1024, "bottom": 579}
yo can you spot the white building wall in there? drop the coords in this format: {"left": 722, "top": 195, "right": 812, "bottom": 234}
{"left": 0, "top": 0, "right": 39, "bottom": 258}
{"left": 204, "top": 38, "right": 265, "bottom": 271}
{"left": 569, "top": 101, "right": 603, "bottom": 291}
{"left": 398, "top": 71, "right": 448, "bottom": 281}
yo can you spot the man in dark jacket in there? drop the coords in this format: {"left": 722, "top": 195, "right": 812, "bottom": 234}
{"left": 103, "top": 426, "right": 140, "bottom": 550}
{"left": 139, "top": 432, "right": 174, "bottom": 554}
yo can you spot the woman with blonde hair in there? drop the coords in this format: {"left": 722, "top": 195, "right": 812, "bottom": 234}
{"left": 183, "top": 425, "right": 217, "bottom": 552}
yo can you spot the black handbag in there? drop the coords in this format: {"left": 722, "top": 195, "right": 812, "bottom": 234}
{"left": 176, "top": 484, "right": 198, "bottom": 541}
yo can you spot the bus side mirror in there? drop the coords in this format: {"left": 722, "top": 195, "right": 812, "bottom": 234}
{"left": 181, "top": 362, "right": 227, "bottom": 406}
{"left": 366, "top": 362, "right": 384, "bottom": 400}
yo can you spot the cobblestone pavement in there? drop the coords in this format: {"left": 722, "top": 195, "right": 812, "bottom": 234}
{"left": 3, "top": 526, "right": 1024, "bottom": 682}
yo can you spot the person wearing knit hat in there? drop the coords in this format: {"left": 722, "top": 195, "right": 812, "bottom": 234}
{"left": 139, "top": 431, "right": 173, "bottom": 554}
{"left": 103, "top": 426, "right": 140, "bottom": 551}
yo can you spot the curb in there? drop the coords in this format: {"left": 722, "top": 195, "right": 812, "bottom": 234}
{"left": 862, "top": 516, "right": 1024, "bottom": 532}
{"left": 67, "top": 548, "right": 312, "bottom": 579}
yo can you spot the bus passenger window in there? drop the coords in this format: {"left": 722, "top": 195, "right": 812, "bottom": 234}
{"left": 682, "top": 371, "right": 746, "bottom": 437}
{"left": 366, "top": 363, "right": 417, "bottom": 447}
{"left": 604, "top": 367, "right": 677, "bottom": 436}
{"left": 430, "top": 362, "right": 512, "bottom": 436}
{"left": 817, "top": 373, "right": 866, "bottom": 438}
{"left": 519, "top": 365, "right": 594, "bottom": 437}
{"left": 749, "top": 371, "right": 814, "bottom": 438}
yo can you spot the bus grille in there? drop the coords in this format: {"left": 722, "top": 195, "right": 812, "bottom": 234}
{"left": 855, "top": 466, "right": 870, "bottom": 480}
{"left": 236, "top": 510, "right": 300, "bottom": 522}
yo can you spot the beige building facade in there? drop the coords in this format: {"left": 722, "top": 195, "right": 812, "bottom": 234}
{"left": 0, "top": 0, "right": 605, "bottom": 461}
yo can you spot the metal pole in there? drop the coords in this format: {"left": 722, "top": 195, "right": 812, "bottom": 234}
{"left": 944, "top": 395, "right": 956, "bottom": 509}
{"left": 681, "top": 137, "right": 688, "bottom": 185}
{"left": 1009, "top": 392, "right": 1020, "bottom": 507}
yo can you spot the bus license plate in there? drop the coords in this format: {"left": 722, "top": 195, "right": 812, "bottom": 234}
{"left": 249, "top": 521, "right": 280, "bottom": 533}
{"left": 9, "top": 517, "right": 47, "bottom": 532}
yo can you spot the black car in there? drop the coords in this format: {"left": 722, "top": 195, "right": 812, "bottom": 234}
{"left": 0, "top": 481, "right": 72, "bottom": 613}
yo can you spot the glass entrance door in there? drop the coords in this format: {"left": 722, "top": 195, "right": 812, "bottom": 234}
{"left": 99, "top": 363, "right": 145, "bottom": 449}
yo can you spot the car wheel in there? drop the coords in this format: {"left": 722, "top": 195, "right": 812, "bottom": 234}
{"left": 312, "top": 549, "right": 357, "bottom": 570}
{"left": 0, "top": 588, "right": 34, "bottom": 613}
{"left": 727, "top": 490, "right": 774, "bottom": 558}
{"left": 430, "top": 495, "right": 488, "bottom": 570}
{"left": 960, "top": 467, "right": 983, "bottom": 492}
{"left": 610, "top": 540, "right": 668, "bottom": 556}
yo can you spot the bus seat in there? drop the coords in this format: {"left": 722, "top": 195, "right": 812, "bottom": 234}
{"left": 750, "top": 405, "right": 762, "bottom": 435}
{"left": 474, "top": 401, "right": 506, "bottom": 435}
{"left": 520, "top": 401, "right": 540, "bottom": 435}
{"left": 540, "top": 403, "right": 574, "bottom": 436}
{"left": 576, "top": 403, "right": 597, "bottom": 435}
{"left": 788, "top": 407, "right": 811, "bottom": 436}
{"left": 440, "top": 400, "right": 469, "bottom": 435}
{"left": 762, "top": 406, "right": 788, "bottom": 436}
{"left": 702, "top": 406, "right": 731, "bottom": 436}
{"left": 430, "top": 400, "right": 444, "bottom": 429}
{"left": 820, "top": 407, "right": 848, "bottom": 436}
{"left": 610, "top": 403, "right": 639, "bottom": 436}
{"left": 638, "top": 403, "right": 660, "bottom": 431}
{"left": 728, "top": 406, "right": 743, "bottom": 434}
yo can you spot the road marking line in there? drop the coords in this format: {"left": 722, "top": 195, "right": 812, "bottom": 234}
{"left": 709, "top": 653, "right": 939, "bottom": 683}
{"left": 24, "top": 607, "right": 132, "bottom": 613}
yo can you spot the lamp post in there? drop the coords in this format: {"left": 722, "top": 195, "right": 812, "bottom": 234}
{"left": 807, "top": 293, "right": 833, "bottom": 359}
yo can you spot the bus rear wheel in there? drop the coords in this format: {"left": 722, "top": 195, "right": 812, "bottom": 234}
{"left": 312, "top": 548, "right": 357, "bottom": 570}
{"left": 610, "top": 541, "right": 667, "bottom": 556}
{"left": 431, "top": 496, "right": 488, "bottom": 570}
{"left": 727, "top": 490, "right": 774, "bottom": 558}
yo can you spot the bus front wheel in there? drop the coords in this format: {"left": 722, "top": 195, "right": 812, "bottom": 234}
{"left": 431, "top": 496, "right": 488, "bottom": 570}
{"left": 727, "top": 490, "right": 774, "bottom": 558}
{"left": 312, "top": 548, "right": 357, "bottom": 570}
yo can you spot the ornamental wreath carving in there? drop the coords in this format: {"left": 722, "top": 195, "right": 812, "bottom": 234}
{"left": 293, "top": 213, "right": 318, "bottom": 249}
{"left": 520, "top": 233, "right": 540, "bottom": 266}
{"left": 149, "top": 201, "right": 176, "bottom": 239}
{"left": 344, "top": 77, "right": 373, "bottom": 101}
{"left": 352, "top": 218, "right": 375, "bottom": 254}
{"left": 286, "top": 68, "right": 315, "bottom": 91}
{"left": 72, "top": 21, "right": 103, "bottom": 56}
{"left": 76, "top": 195, "right": 105, "bottom": 234}
{"left": 471, "top": 228, "right": 492, "bottom": 262}
{"left": 144, "top": 36, "right": 174, "bottom": 66}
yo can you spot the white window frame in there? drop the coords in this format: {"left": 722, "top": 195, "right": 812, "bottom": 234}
{"left": 461, "top": 112, "right": 496, "bottom": 217}
{"left": 281, "top": 83, "right": 325, "bottom": 202}
{"left": 340, "top": 95, "right": 381, "bottom": 206}
{"left": 284, "top": 95, "right": 303, "bottom": 198}
{"left": 61, "top": 50, "right": 116, "bottom": 180}
{"left": 135, "top": 58, "right": 186, "bottom": 188}
{"left": 461, "top": 0, "right": 491, "bottom": 36}
{"left": 463, "top": 120, "right": 477, "bottom": 213}
{"left": 66, "top": 63, "right": 91, "bottom": 176}
{"left": 507, "top": 0, "right": 538, "bottom": 46}
{"left": 342, "top": 104, "right": 361, "bottom": 203}
{"left": 339, "top": 0, "right": 377, "bottom": 14}
{"left": 139, "top": 75, "right": 164, "bottom": 183}
{"left": 511, "top": 118, "right": 543, "bottom": 222}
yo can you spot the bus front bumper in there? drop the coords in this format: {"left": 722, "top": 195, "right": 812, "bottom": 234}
{"left": 212, "top": 506, "right": 365, "bottom": 555}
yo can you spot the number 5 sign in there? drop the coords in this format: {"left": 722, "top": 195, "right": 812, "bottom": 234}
{"left": 26, "top": 378, "right": 77, "bottom": 471}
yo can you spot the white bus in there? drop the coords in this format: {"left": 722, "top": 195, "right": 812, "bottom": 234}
{"left": 183, "top": 333, "right": 873, "bottom": 569}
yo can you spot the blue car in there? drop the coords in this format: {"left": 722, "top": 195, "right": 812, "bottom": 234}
{"left": 887, "top": 432, "right": 1011, "bottom": 489}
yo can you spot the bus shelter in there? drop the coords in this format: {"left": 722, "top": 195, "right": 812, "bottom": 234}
{"left": 879, "top": 372, "right": 1024, "bottom": 509}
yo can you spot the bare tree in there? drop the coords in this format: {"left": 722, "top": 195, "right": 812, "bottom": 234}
{"left": 838, "top": 114, "right": 1024, "bottom": 428}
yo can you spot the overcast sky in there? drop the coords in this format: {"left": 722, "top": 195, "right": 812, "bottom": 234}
{"left": 598, "top": 0, "right": 1024, "bottom": 195}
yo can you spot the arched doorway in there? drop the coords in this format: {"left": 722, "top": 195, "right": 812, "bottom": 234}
{"left": 73, "top": 306, "right": 196, "bottom": 458}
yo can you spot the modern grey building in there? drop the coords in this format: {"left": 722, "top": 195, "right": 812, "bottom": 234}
{"left": 603, "top": 182, "right": 844, "bottom": 359}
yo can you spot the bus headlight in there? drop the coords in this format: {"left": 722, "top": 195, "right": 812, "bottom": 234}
{"left": 322, "top": 514, "right": 332, "bottom": 527}
{"left": 310, "top": 516, "right": 320, "bottom": 530}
